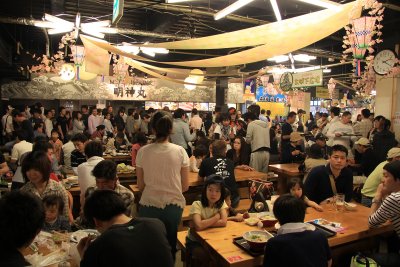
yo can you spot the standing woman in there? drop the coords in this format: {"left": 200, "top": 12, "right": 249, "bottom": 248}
{"left": 72, "top": 111, "right": 85, "bottom": 134}
{"left": 20, "top": 151, "right": 71, "bottom": 222}
{"left": 136, "top": 111, "right": 189, "bottom": 260}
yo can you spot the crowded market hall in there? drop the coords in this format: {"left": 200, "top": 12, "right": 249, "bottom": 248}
{"left": 0, "top": 0, "right": 400, "bottom": 266}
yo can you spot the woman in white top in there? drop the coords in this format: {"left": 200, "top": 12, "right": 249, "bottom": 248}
{"left": 72, "top": 111, "right": 85, "bottom": 134}
{"left": 103, "top": 113, "right": 114, "bottom": 134}
{"left": 136, "top": 111, "right": 189, "bottom": 261}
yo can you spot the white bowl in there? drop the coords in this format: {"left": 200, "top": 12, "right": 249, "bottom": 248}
{"left": 345, "top": 202, "right": 357, "bottom": 211}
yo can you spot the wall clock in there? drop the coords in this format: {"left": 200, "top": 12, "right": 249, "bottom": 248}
{"left": 373, "top": 49, "right": 397, "bottom": 75}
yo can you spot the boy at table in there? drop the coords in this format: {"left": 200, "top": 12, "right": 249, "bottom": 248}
{"left": 0, "top": 191, "right": 45, "bottom": 267}
{"left": 263, "top": 194, "right": 332, "bottom": 267}
{"left": 304, "top": 144, "right": 353, "bottom": 204}
{"left": 78, "top": 190, "right": 173, "bottom": 267}
{"left": 198, "top": 140, "right": 239, "bottom": 208}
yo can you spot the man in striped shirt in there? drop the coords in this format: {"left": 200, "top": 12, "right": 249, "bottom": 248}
{"left": 369, "top": 160, "right": 400, "bottom": 266}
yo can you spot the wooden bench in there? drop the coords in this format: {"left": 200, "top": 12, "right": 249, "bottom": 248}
{"left": 177, "top": 230, "right": 189, "bottom": 267}
{"left": 179, "top": 198, "right": 252, "bottom": 230}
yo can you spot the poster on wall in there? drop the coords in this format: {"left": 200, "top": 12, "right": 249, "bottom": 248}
{"left": 194, "top": 103, "right": 209, "bottom": 111}
{"left": 256, "top": 86, "right": 286, "bottom": 103}
{"left": 179, "top": 102, "right": 194, "bottom": 111}
{"left": 244, "top": 79, "right": 256, "bottom": 94}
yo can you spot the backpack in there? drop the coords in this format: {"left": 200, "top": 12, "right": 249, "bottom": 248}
{"left": 350, "top": 253, "right": 378, "bottom": 267}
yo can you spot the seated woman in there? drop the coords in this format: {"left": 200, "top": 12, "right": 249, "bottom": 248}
{"left": 190, "top": 144, "right": 208, "bottom": 173}
{"left": 20, "top": 151, "right": 71, "bottom": 222}
{"left": 226, "top": 136, "right": 254, "bottom": 171}
{"left": 285, "top": 132, "right": 306, "bottom": 163}
{"left": 114, "top": 132, "right": 127, "bottom": 151}
{"left": 368, "top": 160, "right": 400, "bottom": 266}
{"left": 187, "top": 175, "right": 228, "bottom": 267}
{"left": 300, "top": 144, "right": 327, "bottom": 182}
{"left": 263, "top": 194, "right": 332, "bottom": 267}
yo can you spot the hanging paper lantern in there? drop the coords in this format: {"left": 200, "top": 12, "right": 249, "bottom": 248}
{"left": 184, "top": 76, "right": 197, "bottom": 90}
{"left": 327, "top": 78, "right": 336, "bottom": 99}
{"left": 348, "top": 34, "right": 366, "bottom": 60}
{"left": 189, "top": 69, "right": 204, "bottom": 83}
{"left": 114, "top": 57, "right": 129, "bottom": 81}
{"left": 70, "top": 45, "right": 85, "bottom": 80}
{"left": 351, "top": 17, "right": 376, "bottom": 50}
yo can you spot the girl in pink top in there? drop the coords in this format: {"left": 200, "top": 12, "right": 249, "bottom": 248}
{"left": 131, "top": 132, "right": 147, "bottom": 166}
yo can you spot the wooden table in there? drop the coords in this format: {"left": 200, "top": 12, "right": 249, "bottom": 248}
{"left": 192, "top": 204, "right": 394, "bottom": 267}
{"left": 268, "top": 163, "right": 302, "bottom": 194}
{"left": 103, "top": 153, "right": 131, "bottom": 162}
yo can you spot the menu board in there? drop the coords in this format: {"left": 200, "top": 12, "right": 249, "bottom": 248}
{"left": 161, "top": 102, "right": 179, "bottom": 110}
{"left": 194, "top": 102, "right": 209, "bottom": 111}
{"left": 178, "top": 102, "right": 194, "bottom": 111}
{"left": 145, "top": 101, "right": 162, "bottom": 110}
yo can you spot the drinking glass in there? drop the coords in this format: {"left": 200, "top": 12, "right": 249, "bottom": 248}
{"left": 335, "top": 194, "right": 345, "bottom": 212}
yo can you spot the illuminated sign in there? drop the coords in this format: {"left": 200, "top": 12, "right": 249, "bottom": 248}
{"left": 112, "top": 0, "right": 124, "bottom": 25}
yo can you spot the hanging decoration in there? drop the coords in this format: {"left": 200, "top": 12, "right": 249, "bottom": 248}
{"left": 327, "top": 78, "right": 336, "bottom": 99}
{"left": 341, "top": 0, "right": 384, "bottom": 91}
{"left": 70, "top": 45, "right": 85, "bottom": 80}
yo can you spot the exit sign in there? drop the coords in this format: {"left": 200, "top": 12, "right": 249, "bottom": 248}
{"left": 112, "top": 0, "right": 124, "bottom": 25}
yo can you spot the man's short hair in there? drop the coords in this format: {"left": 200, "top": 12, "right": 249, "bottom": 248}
{"left": 329, "top": 144, "right": 348, "bottom": 157}
{"left": 247, "top": 104, "right": 261, "bottom": 117}
{"left": 361, "top": 109, "right": 370, "bottom": 118}
{"left": 242, "top": 112, "right": 257, "bottom": 122}
{"left": 84, "top": 141, "right": 103, "bottom": 158}
{"left": 321, "top": 113, "right": 328, "bottom": 118}
{"left": 273, "top": 194, "right": 306, "bottom": 225}
{"left": 0, "top": 191, "right": 44, "bottom": 250}
{"left": 71, "top": 133, "right": 88, "bottom": 143}
{"left": 84, "top": 190, "right": 126, "bottom": 225}
{"left": 342, "top": 111, "right": 352, "bottom": 117}
{"left": 192, "top": 108, "right": 198, "bottom": 115}
{"left": 92, "top": 160, "right": 117, "bottom": 180}
{"left": 212, "top": 140, "right": 227, "bottom": 158}
{"left": 261, "top": 109, "right": 266, "bottom": 115}
{"left": 16, "top": 129, "right": 27, "bottom": 141}
{"left": 287, "top": 111, "right": 297, "bottom": 119}
{"left": 173, "top": 108, "right": 186, "bottom": 119}
{"left": 330, "top": 107, "right": 341, "bottom": 116}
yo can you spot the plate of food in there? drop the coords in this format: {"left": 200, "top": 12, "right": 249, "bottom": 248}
{"left": 66, "top": 176, "right": 78, "bottom": 183}
{"left": 244, "top": 217, "right": 260, "bottom": 226}
{"left": 70, "top": 229, "right": 99, "bottom": 243}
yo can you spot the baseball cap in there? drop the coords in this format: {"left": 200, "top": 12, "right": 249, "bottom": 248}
{"left": 290, "top": 132, "right": 303, "bottom": 142}
{"left": 355, "top": 137, "right": 370, "bottom": 146}
{"left": 387, "top": 147, "right": 400, "bottom": 159}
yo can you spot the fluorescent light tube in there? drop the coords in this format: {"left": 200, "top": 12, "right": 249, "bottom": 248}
{"left": 270, "top": 0, "right": 282, "bottom": 21}
{"left": 166, "top": 0, "right": 197, "bottom": 3}
{"left": 214, "top": 0, "right": 256, "bottom": 20}
{"left": 298, "top": 0, "right": 341, "bottom": 11}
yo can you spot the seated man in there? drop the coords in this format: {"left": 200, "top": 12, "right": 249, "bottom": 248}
{"left": 263, "top": 194, "right": 332, "bottom": 267}
{"left": 0, "top": 191, "right": 45, "bottom": 267}
{"left": 78, "top": 190, "right": 173, "bottom": 267}
{"left": 71, "top": 133, "right": 89, "bottom": 173}
{"left": 304, "top": 144, "right": 353, "bottom": 204}
{"left": 368, "top": 160, "right": 400, "bottom": 266}
{"left": 84, "top": 160, "right": 134, "bottom": 216}
{"left": 354, "top": 137, "right": 379, "bottom": 177}
{"left": 90, "top": 125, "right": 105, "bottom": 141}
{"left": 361, "top": 147, "right": 400, "bottom": 207}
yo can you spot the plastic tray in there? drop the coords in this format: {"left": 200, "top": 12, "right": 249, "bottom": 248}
{"left": 233, "top": 236, "right": 267, "bottom": 257}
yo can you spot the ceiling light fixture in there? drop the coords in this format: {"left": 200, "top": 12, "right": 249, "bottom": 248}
{"left": 117, "top": 43, "right": 169, "bottom": 57}
{"left": 214, "top": 0, "right": 256, "bottom": 20}
{"left": 293, "top": 54, "right": 317, "bottom": 62}
{"left": 270, "top": 0, "right": 282, "bottom": 21}
{"left": 35, "top": 13, "right": 117, "bottom": 39}
{"left": 267, "top": 55, "right": 289, "bottom": 63}
{"left": 298, "top": 0, "right": 342, "bottom": 11}
{"left": 166, "top": 0, "right": 197, "bottom": 3}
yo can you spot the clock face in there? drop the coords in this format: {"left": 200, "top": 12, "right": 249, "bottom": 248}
{"left": 373, "top": 49, "right": 397, "bottom": 75}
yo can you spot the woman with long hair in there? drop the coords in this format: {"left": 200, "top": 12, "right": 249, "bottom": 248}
{"left": 226, "top": 136, "right": 254, "bottom": 171}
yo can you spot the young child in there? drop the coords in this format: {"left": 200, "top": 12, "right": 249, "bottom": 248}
{"left": 190, "top": 144, "right": 208, "bottom": 173}
{"left": 42, "top": 195, "right": 71, "bottom": 232}
{"left": 225, "top": 188, "right": 244, "bottom": 222}
{"left": 187, "top": 175, "right": 228, "bottom": 267}
{"left": 131, "top": 132, "right": 147, "bottom": 167}
{"left": 49, "top": 129, "right": 63, "bottom": 163}
{"left": 288, "top": 177, "right": 323, "bottom": 211}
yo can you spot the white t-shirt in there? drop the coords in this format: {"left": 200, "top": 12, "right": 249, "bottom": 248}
{"left": 77, "top": 156, "right": 104, "bottom": 203}
{"left": 136, "top": 142, "right": 189, "bottom": 209}
{"left": 11, "top": 140, "right": 33, "bottom": 164}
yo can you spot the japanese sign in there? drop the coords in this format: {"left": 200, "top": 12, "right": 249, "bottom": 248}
{"left": 292, "top": 69, "right": 323, "bottom": 88}
{"left": 316, "top": 87, "right": 330, "bottom": 99}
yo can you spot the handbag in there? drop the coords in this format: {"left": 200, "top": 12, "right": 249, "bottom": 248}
{"left": 248, "top": 180, "right": 274, "bottom": 212}
{"left": 350, "top": 253, "right": 378, "bottom": 267}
